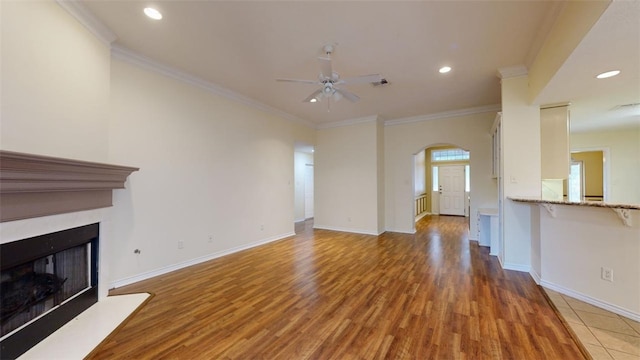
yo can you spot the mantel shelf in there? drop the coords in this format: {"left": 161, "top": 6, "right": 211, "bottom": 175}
{"left": 0, "top": 150, "right": 139, "bottom": 222}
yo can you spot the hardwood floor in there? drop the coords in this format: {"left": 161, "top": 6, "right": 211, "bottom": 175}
{"left": 90, "top": 216, "right": 585, "bottom": 359}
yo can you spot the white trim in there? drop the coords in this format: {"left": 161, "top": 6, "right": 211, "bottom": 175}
{"left": 56, "top": 0, "right": 117, "bottom": 45}
{"left": 541, "top": 280, "right": 640, "bottom": 322}
{"left": 570, "top": 146, "right": 611, "bottom": 202}
{"left": 385, "top": 228, "right": 417, "bottom": 234}
{"left": 294, "top": 218, "right": 306, "bottom": 223}
{"left": 313, "top": 224, "right": 383, "bottom": 236}
{"left": 496, "top": 65, "right": 528, "bottom": 79}
{"left": 530, "top": 269, "right": 541, "bottom": 285}
{"left": 316, "top": 115, "right": 379, "bottom": 130}
{"left": 109, "top": 232, "right": 295, "bottom": 289}
{"left": 415, "top": 212, "right": 430, "bottom": 222}
{"left": 384, "top": 104, "right": 501, "bottom": 127}
{"left": 110, "top": 45, "right": 315, "bottom": 129}
{"left": 501, "top": 262, "right": 530, "bottom": 273}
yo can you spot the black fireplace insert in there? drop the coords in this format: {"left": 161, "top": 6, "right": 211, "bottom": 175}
{"left": 0, "top": 223, "right": 99, "bottom": 359}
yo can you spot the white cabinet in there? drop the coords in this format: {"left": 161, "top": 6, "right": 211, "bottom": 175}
{"left": 540, "top": 106, "right": 570, "bottom": 179}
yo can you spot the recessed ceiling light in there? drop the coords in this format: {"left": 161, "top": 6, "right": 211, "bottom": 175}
{"left": 439, "top": 66, "right": 452, "bottom": 74}
{"left": 596, "top": 70, "right": 620, "bottom": 79}
{"left": 144, "top": 7, "right": 162, "bottom": 20}
{"left": 310, "top": 98, "right": 317, "bottom": 103}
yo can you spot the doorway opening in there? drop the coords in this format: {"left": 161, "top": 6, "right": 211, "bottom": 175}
{"left": 414, "top": 145, "right": 470, "bottom": 221}
{"left": 567, "top": 160, "right": 584, "bottom": 202}
{"left": 294, "top": 142, "right": 314, "bottom": 228}
{"left": 563, "top": 149, "right": 608, "bottom": 202}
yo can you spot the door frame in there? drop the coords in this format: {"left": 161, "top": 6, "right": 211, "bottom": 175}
{"left": 571, "top": 147, "right": 610, "bottom": 202}
{"left": 437, "top": 164, "right": 466, "bottom": 216}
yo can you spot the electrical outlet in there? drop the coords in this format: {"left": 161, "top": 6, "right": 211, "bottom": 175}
{"left": 208, "top": 235, "right": 213, "bottom": 243}
{"left": 178, "top": 241, "right": 184, "bottom": 249}
{"left": 601, "top": 267, "right": 613, "bottom": 282}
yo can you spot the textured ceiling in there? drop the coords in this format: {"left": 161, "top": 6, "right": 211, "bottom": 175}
{"left": 81, "top": 1, "right": 638, "bottom": 131}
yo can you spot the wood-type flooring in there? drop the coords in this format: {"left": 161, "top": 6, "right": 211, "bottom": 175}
{"left": 90, "top": 216, "right": 585, "bottom": 359}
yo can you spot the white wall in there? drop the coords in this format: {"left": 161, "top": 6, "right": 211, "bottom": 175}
{"left": 500, "top": 75, "right": 541, "bottom": 270}
{"left": 294, "top": 152, "right": 313, "bottom": 222}
{"left": 315, "top": 118, "right": 384, "bottom": 235}
{"left": 384, "top": 112, "right": 497, "bottom": 235}
{"left": 1, "top": 0, "right": 110, "bottom": 162}
{"left": 376, "top": 119, "right": 386, "bottom": 234}
{"left": 414, "top": 150, "right": 426, "bottom": 196}
{"left": 538, "top": 205, "right": 640, "bottom": 320}
{"left": 0, "top": 0, "right": 114, "bottom": 299}
{"left": 571, "top": 127, "right": 640, "bottom": 205}
{"left": 108, "top": 58, "right": 314, "bottom": 285}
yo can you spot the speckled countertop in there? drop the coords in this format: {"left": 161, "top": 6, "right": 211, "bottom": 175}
{"left": 508, "top": 196, "right": 640, "bottom": 210}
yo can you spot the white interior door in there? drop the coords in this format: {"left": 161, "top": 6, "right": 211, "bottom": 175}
{"left": 438, "top": 165, "right": 465, "bottom": 216}
{"left": 304, "top": 164, "right": 314, "bottom": 219}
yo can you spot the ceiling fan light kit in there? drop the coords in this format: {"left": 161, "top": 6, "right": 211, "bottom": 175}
{"left": 276, "top": 44, "right": 383, "bottom": 110}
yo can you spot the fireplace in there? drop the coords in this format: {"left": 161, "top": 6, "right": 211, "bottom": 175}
{"left": 0, "top": 150, "right": 138, "bottom": 358}
{"left": 1, "top": 223, "right": 99, "bottom": 359}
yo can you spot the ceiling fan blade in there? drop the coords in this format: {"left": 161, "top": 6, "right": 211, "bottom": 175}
{"left": 276, "top": 78, "right": 319, "bottom": 84}
{"left": 303, "top": 89, "right": 323, "bottom": 103}
{"left": 318, "top": 56, "right": 333, "bottom": 79}
{"left": 338, "top": 74, "right": 382, "bottom": 85}
{"left": 335, "top": 88, "right": 360, "bottom": 103}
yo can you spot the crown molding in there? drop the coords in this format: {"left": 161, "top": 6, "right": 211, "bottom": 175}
{"left": 111, "top": 45, "right": 314, "bottom": 129}
{"left": 56, "top": 0, "right": 117, "bottom": 45}
{"left": 316, "top": 115, "right": 380, "bottom": 130}
{"left": 497, "top": 65, "right": 529, "bottom": 79}
{"left": 384, "top": 104, "right": 501, "bottom": 127}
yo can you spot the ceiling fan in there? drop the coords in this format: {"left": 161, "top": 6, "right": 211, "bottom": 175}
{"left": 276, "top": 44, "right": 383, "bottom": 110}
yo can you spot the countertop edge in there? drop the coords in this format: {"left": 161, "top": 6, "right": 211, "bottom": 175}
{"left": 508, "top": 197, "right": 640, "bottom": 210}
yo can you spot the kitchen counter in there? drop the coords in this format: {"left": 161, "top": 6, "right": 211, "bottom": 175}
{"left": 507, "top": 196, "right": 640, "bottom": 320}
{"left": 508, "top": 196, "right": 640, "bottom": 210}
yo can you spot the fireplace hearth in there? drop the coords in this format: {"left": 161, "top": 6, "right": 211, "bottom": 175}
{"left": 0, "top": 224, "right": 99, "bottom": 359}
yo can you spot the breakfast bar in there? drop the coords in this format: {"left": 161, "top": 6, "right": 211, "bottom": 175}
{"left": 509, "top": 197, "right": 640, "bottom": 321}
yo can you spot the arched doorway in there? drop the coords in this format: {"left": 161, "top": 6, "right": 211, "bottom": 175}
{"left": 413, "top": 144, "right": 470, "bottom": 222}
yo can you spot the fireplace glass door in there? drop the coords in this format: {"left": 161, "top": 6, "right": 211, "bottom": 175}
{"left": 1, "top": 243, "right": 90, "bottom": 338}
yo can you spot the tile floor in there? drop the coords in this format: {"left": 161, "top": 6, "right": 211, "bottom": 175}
{"left": 544, "top": 288, "right": 640, "bottom": 360}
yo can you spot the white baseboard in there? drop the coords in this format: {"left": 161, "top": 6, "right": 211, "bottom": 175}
{"left": 109, "top": 232, "right": 295, "bottom": 289}
{"left": 385, "top": 228, "right": 417, "bottom": 234}
{"left": 313, "top": 225, "right": 383, "bottom": 236}
{"left": 415, "top": 212, "right": 430, "bottom": 222}
{"left": 541, "top": 280, "right": 640, "bottom": 322}
{"left": 529, "top": 269, "right": 541, "bottom": 285}
{"left": 501, "top": 262, "right": 530, "bottom": 273}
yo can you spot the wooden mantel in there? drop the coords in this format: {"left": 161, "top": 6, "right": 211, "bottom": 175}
{"left": 0, "top": 150, "right": 139, "bottom": 222}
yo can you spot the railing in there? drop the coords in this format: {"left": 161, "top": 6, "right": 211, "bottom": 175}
{"left": 415, "top": 194, "right": 428, "bottom": 217}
